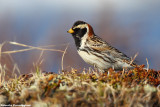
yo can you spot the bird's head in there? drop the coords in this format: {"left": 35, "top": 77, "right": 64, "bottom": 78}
{"left": 67, "top": 20, "right": 94, "bottom": 38}
{"left": 67, "top": 21, "right": 95, "bottom": 48}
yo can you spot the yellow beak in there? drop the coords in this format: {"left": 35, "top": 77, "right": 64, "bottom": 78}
{"left": 67, "top": 28, "right": 74, "bottom": 34}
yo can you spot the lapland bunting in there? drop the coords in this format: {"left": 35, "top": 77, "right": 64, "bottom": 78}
{"left": 67, "top": 21, "right": 136, "bottom": 72}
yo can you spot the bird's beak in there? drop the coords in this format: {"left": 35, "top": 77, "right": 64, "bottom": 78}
{"left": 67, "top": 28, "right": 74, "bottom": 34}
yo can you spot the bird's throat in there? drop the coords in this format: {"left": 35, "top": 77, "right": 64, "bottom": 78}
{"left": 72, "top": 34, "right": 81, "bottom": 49}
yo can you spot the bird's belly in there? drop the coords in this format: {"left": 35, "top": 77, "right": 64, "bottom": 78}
{"left": 77, "top": 50, "right": 112, "bottom": 69}
{"left": 77, "top": 50, "right": 134, "bottom": 71}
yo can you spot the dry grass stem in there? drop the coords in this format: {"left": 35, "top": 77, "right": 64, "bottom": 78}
{"left": 2, "top": 42, "right": 64, "bottom": 54}
{"left": 130, "top": 52, "right": 138, "bottom": 65}
{"left": 61, "top": 44, "right": 69, "bottom": 71}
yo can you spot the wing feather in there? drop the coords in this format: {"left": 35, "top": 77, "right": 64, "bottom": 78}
{"left": 88, "top": 36, "right": 131, "bottom": 61}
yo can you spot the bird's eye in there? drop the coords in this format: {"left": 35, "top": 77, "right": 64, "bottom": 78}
{"left": 74, "top": 28, "right": 80, "bottom": 32}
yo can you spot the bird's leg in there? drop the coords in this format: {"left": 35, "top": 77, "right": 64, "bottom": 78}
{"left": 123, "top": 67, "right": 133, "bottom": 72}
{"left": 98, "top": 69, "right": 105, "bottom": 75}
{"left": 108, "top": 70, "right": 110, "bottom": 75}
{"left": 112, "top": 65, "right": 115, "bottom": 71}
{"left": 104, "top": 69, "right": 110, "bottom": 75}
{"left": 93, "top": 64, "right": 98, "bottom": 73}
{"left": 93, "top": 64, "right": 104, "bottom": 75}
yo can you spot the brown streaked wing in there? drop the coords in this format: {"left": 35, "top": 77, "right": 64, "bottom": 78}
{"left": 88, "top": 36, "right": 132, "bottom": 61}
{"left": 88, "top": 36, "right": 114, "bottom": 52}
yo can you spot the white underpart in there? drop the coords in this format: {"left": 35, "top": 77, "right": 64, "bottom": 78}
{"left": 78, "top": 48, "right": 133, "bottom": 71}
{"left": 78, "top": 50, "right": 108, "bottom": 69}
{"left": 78, "top": 49, "right": 133, "bottom": 71}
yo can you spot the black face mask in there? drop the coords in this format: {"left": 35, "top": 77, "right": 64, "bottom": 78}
{"left": 72, "top": 28, "right": 87, "bottom": 49}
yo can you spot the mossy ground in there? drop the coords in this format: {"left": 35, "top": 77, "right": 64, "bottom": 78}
{"left": 0, "top": 65, "right": 159, "bottom": 107}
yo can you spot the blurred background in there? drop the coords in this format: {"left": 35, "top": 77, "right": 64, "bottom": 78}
{"left": 0, "top": 0, "right": 160, "bottom": 74}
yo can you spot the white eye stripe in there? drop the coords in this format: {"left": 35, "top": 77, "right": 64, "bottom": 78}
{"left": 73, "top": 24, "right": 88, "bottom": 29}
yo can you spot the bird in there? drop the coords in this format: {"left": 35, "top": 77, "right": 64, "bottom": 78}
{"left": 67, "top": 20, "right": 136, "bottom": 72}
